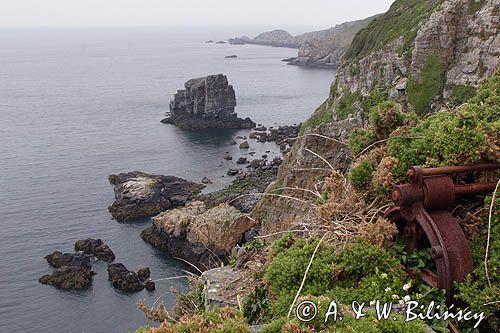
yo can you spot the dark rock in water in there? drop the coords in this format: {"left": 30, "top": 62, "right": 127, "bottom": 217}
{"left": 223, "top": 152, "right": 232, "bottom": 160}
{"left": 163, "top": 74, "right": 255, "bottom": 130}
{"left": 107, "top": 263, "right": 145, "bottom": 292}
{"left": 225, "top": 55, "right": 237, "bottom": 58}
{"left": 261, "top": 154, "right": 268, "bottom": 159}
{"left": 227, "top": 168, "right": 239, "bottom": 176}
{"left": 40, "top": 251, "right": 94, "bottom": 290}
{"left": 206, "top": 40, "right": 214, "bottom": 43}
{"left": 253, "top": 125, "right": 267, "bottom": 131}
{"left": 254, "top": 124, "right": 301, "bottom": 145}
{"left": 74, "top": 238, "right": 115, "bottom": 262}
{"left": 108, "top": 171, "right": 204, "bottom": 222}
{"left": 271, "top": 157, "right": 283, "bottom": 166}
{"left": 145, "top": 280, "right": 156, "bottom": 291}
{"left": 236, "top": 172, "right": 247, "bottom": 181}
{"left": 201, "top": 177, "right": 213, "bottom": 184}
{"left": 45, "top": 251, "right": 92, "bottom": 270}
{"left": 229, "top": 139, "right": 237, "bottom": 145}
{"left": 39, "top": 265, "right": 95, "bottom": 290}
{"left": 250, "top": 159, "right": 265, "bottom": 169}
{"left": 239, "top": 141, "right": 250, "bottom": 149}
{"left": 216, "top": 41, "right": 226, "bottom": 44}
{"left": 137, "top": 267, "right": 151, "bottom": 282}
{"left": 236, "top": 157, "right": 248, "bottom": 165}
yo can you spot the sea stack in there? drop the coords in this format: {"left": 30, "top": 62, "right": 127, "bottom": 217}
{"left": 161, "top": 74, "right": 255, "bottom": 130}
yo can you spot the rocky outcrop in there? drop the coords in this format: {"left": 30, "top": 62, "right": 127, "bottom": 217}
{"left": 229, "top": 16, "right": 376, "bottom": 68}
{"left": 230, "top": 30, "right": 297, "bottom": 48}
{"left": 332, "top": 0, "right": 499, "bottom": 118}
{"left": 74, "top": 238, "right": 115, "bottom": 262}
{"left": 285, "top": 16, "right": 377, "bottom": 69}
{"left": 252, "top": 119, "right": 362, "bottom": 233}
{"left": 108, "top": 171, "right": 204, "bottom": 222}
{"left": 141, "top": 202, "right": 256, "bottom": 270}
{"left": 107, "top": 263, "right": 155, "bottom": 292}
{"left": 162, "top": 74, "right": 255, "bottom": 129}
{"left": 39, "top": 252, "right": 95, "bottom": 289}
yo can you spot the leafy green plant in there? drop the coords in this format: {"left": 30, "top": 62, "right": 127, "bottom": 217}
{"left": 449, "top": 84, "right": 476, "bottom": 106}
{"left": 243, "top": 286, "right": 269, "bottom": 324}
{"left": 336, "top": 89, "right": 362, "bottom": 120}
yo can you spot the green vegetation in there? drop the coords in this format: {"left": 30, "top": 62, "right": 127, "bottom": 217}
{"left": 349, "top": 159, "right": 374, "bottom": 188}
{"left": 344, "top": 0, "right": 443, "bottom": 60}
{"left": 150, "top": 307, "right": 249, "bottom": 333}
{"left": 407, "top": 52, "right": 446, "bottom": 115}
{"left": 369, "top": 100, "right": 406, "bottom": 139}
{"left": 349, "top": 128, "right": 377, "bottom": 155}
{"left": 457, "top": 195, "right": 500, "bottom": 331}
{"left": 361, "top": 85, "right": 389, "bottom": 115}
{"left": 388, "top": 72, "right": 499, "bottom": 177}
{"left": 299, "top": 101, "right": 333, "bottom": 135}
{"left": 449, "top": 84, "right": 477, "bottom": 105}
{"left": 243, "top": 286, "right": 269, "bottom": 324}
{"left": 336, "top": 89, "right": 362, "bottom": 120}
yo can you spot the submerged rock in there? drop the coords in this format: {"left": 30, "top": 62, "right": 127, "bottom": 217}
{"left": 162, "top": 74, "right": 255, "bottom": 130}
{"left": 108, "top": 171, "right": 204, "bottom": 222}
{"left": 74, "top": 238, "right": 115, "bottom": 262}
{"left": 141, "top": 201, "right": 256, "bottom": 270}
{"left": 239, "top": 141, "right": 250, "bottom": 149}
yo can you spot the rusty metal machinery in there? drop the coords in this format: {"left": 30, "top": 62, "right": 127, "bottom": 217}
{"left": 385, "top": 163, "right": 500, "bottom": 304}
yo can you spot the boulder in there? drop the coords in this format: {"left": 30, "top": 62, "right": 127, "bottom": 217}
{"left": 40, "top": 251, "right": 94, "bottom": 290}
{"left": 227, "top": 168, "right": 239, "bottom": 176}
{"left": 162, "top": 74, "right": 255, "bottom": 129}
{"left": 141, "top": 202, "right": 256, "bottom": 270}
{"left": 39, "top": 265, "right": 95, "bottom": 290}
{"left": 239, "top": 141, "right": 250, "bottom": 149}
{"left": 223, "top": 152, "right": 232, "bottom": 160}
{"left": 137, "top": 267, "right": 151, "bottom": 281}
{"left": 201, "top": 177, "right": 213, "bottom": 184}
{"left": 74, "top": 238, "right": 115, "bottom": 262}
{"left": 107, "top": 263, "right": 146, "bottom": 292}
{"left": 236, "top": 157, "right": 248, "bottom": 165}
{"left": 108, "top": 171, "right": 204, "bottom": 222}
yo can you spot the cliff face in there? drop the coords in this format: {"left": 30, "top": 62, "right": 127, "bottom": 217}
{"left": 228, "top": 16, "right": 378, "bottom": 68}
{"left": 333, "top": 0, "right": 499, "bottom": 118}
{"left": 286, "top": 16, "right": 377, "bottom": 69}
{"left": 163, "top": 74, "right": 255, "bottom": 129}
{"left": 252, "top": 0, "right": 500, "bottom": 233}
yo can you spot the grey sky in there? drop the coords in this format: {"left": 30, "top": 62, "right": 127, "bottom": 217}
{"left": 1, "top": 0, "right": 394, "bottom": 28}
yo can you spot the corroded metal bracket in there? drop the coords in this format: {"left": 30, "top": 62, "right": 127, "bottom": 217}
{"left": 385, "top": 164, "right": 499, "bottom": 304}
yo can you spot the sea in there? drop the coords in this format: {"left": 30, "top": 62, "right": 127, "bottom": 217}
{"left": 0, "top": 26, "right": 335, "bottom": 332}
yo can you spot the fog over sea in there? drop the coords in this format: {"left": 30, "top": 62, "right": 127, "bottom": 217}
{"left": 0, "top": 26, "right": 334, "bottom": 332}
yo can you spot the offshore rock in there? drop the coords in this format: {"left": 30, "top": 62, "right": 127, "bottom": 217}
{"left": 141, "top": 201, "right": 256, "bottom": 270}
{"left": 108, "top": 171, "right": 204, "bottom": 222}
{"left": 162, "top": 74, "right": 255, "bottom": 129}
{"left": 74, "top": 238, "right": 115, "bottom": 262}
{"left": 40, "top": 251, "right": 95, "bottom": 290}
{"left": 107, "top": 263, "right": 151, "bottom": 292}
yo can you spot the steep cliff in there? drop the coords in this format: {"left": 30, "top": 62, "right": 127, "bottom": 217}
{"left": 252, "top": 0, "right": 500, "bottom": 233}
{"left": 162, "top": 74, "right": 255, "bottom": 129}
{"left": 285, "top": 16, "right": 377, "bottom": 69}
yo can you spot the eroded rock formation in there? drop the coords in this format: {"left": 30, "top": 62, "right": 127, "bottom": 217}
{"left": 162, "top": 74, "right": 255, "bottom": 129}
{"left": 141, "top": 201, "right": 256, "bottom": 270}
{"left": 108, "top": 171, "right": 204, "bottom": 222}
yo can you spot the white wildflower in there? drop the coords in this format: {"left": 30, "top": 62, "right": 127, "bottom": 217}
{"left": 384, "top": 287, "right": 391, "bottom": 292}
{"left": 403, "top": 295, "right": 411, "bottom": 303}
{"left": 402, "top": 282, "right": 412, "bottom": 291}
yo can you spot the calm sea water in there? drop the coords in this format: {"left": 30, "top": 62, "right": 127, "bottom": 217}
{"left": 0, "top": 27, "right": 334, "bottom": 332}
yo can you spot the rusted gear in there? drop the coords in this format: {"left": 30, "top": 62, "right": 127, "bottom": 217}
{"left": 385, "top": 164, "right": 500, "bottom": 304}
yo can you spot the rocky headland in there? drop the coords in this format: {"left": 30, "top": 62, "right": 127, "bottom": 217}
{"left": 108, "top": 171, "right": 204, "bottom": 222}
{"left": 229, "top": 16, "right": 377, "bottom": 69}
{"left": 161, "top": 74, "right": 255, "bottom": 130}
